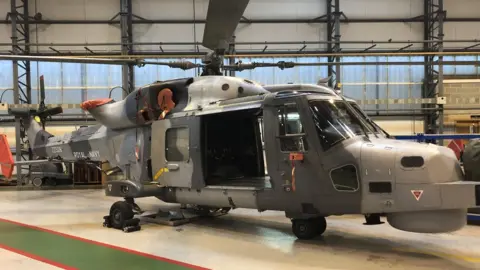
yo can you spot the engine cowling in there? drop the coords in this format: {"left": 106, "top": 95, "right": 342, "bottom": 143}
{"left": 80, "top": 78, "right": 192, "bottom": 130}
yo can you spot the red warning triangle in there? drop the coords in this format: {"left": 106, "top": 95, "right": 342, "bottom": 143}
{"left": 411, "top": 190, "right": 424, "bottom": 201}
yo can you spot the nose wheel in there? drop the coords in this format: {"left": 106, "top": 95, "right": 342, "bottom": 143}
{"left": 103, "top": 200, "right": 141, "bottom": 233}
{"left": 291, "top": 216, "right": 327, "bottom": 240}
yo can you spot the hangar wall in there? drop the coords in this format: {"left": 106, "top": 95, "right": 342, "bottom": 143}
{"left": 444, "top": 78, "right": 480, "bottom": 132}
{"left": 374, "top": 119, "right": 425, "bottom": 135}
{"left": 0, "top": 0, "right": 479, "bottom": 137}
{"left": 1, "top": 0, "right": 479, "bottom": 51}
{"left": 0, "top": 0, "right": 423, "bottom": 52}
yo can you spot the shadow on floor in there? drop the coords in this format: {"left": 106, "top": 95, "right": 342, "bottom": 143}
{"left": 185, "top": 214, "right": 476, "bottom": 269}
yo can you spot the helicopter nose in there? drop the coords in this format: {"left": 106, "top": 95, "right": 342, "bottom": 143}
{"left": 427, "top": 144, "right": 464, "bottom": 182}
{"left": 393, "top": 142, "right": 464, "bottom": 184}
{"left": 361, "top": 140, "right": 472, "bottom": 234}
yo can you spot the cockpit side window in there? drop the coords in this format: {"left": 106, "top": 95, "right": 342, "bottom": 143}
{"left": 277, "top": 103, "right": 308, "bottom": 152}
{"left": 330, "top": 164, "right": 359, "bottom": 192}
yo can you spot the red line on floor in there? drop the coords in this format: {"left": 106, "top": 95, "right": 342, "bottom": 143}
{"left": 0, "top": 217, "right": 209, "bottom": 270}
{"left": 0, "top": 243, "right": 78, "bottom": 270}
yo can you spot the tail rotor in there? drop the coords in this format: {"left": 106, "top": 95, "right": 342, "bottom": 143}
{"left": 8, "top": 75, "right": 63, "bottom": 126}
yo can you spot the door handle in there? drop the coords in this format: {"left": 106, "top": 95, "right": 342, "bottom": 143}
{"left": 167, "top": 164, "right": 179, "bottom": 171}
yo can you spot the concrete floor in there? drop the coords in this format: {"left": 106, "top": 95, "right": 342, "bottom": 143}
{"left": 0, "top": 248, "right": 58, "bottom": 269}
{"left": 0, "top": 189, "right": 479, "bottom": 270}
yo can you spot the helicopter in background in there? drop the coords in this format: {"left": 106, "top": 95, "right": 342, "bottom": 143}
{"left": 0, "top": 0, "right": 478, "bottom": 239}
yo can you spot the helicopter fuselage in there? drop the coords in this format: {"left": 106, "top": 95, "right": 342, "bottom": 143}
{"left": 15, "top": 76, "right": 480, "bottom": 235}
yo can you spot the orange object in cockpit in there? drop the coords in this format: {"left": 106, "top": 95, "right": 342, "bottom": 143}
{"left": 80, "top": 98, "right": 113, "bottom": 110}
{"left": 157, "top": 88, "right": 176, "bottom": 119}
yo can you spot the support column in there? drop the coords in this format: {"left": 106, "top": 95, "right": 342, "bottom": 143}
{"left": 423, "top": 0, "right": 445, "bottom": 144}
{"left": 120, "top": 0, "right": 134, "bottom": 98}
{"left": 228, "top": 36, "right": 236, "bottom": 77}
{"left": 10, "top": 0, "right": 32, "bottom": 185}
{"left": 326, "top": 0, "right": 341, "bottom": 90}
{"left": 81, "top": 64, "right": 87, "bottom": 102}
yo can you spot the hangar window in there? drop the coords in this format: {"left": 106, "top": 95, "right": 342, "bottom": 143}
{"left": 165, "top": 127, "right": 190, "bottom": 162}
{"left": 277, "top": 103, "right": 308, "bottom": 152}
{"left": 330, "top": 164, "right": 359, "bottom": 192}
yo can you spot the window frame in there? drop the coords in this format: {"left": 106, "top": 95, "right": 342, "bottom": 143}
{"left": 276, "top": 102, "right": 309, "bottom": 153}
{"left": 329, "top": 163, "right": 360, "bottom": 193}
{"left": 164, "top": 126, "right": 190, "bottom": 162}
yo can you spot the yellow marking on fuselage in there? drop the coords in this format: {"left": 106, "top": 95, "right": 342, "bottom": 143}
{"left": 153, "top": 167, "right": 169, "bottom": 180}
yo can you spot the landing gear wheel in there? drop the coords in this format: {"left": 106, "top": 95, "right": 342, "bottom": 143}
{"left": 312, "top": 216, "right": 327, "bottom": 235}
{"left": 103, "top": 200, "right": 141, "bottom": 233}
{"left": 108, "top": 201, "right": 134, "bottom": 229}
{"left": 292, "top": 218, "right": 324, "bottom": 240}
{"left": 31, "top": 177, "right": 43, "bottom": 187}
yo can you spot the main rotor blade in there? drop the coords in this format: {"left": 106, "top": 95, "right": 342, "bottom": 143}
{"left": 0, "top": 54, "right": 141, "bottom": 65}
{"left": 0, "top": 54, "right": 153, "bottom": 66}
{"left": 224, "top": 60, "right": 480, "bottom": 70}
{"left": 202, "top": 0, "right": 250, "bottom": 51}
{"left": 0, "top": 55, "right": 204, "bottom": 70}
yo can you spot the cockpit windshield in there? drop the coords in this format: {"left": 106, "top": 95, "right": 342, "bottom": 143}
{"left": 348, "top": 102, "right": 379, "bottom": 133}
{"left": 309, "top": 100, "right": 371, "bottom": 150}
{"left": 348, "top": 102, "right": 391, "bottom": 137}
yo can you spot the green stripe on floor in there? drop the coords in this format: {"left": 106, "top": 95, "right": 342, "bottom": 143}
{"left": 0, "top": 220, "right": 197, "bottom": 270}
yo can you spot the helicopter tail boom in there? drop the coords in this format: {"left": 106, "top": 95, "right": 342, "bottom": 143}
{"left": 7, "top": 108, "right": 59, "bottom": 159}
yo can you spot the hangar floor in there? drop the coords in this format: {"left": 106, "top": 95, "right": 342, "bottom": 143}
{"left": 0, "top": 189, "right": 479, "bottom": 270}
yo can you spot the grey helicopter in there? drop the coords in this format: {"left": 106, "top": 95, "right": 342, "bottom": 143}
{"left": 0, "top": 0, "right": 479, "bottom": 240}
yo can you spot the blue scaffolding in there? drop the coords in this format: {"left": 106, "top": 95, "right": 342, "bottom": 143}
{"left": 392, "top": 133, "right": 480, "bottom": 142}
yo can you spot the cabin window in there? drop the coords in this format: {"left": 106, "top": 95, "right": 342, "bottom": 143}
{"left": 165, "top": 127, "right": 190, "bottom": 162}
{"left": 277, "top": 104, "right": 308, "bottom": 152}
{"left": 330, "top": 164, "right": 359, "bottom": 192}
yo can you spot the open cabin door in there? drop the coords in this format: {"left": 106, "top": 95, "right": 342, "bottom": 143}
{"left": 150, "top": 116, "right": 205, "bottom": 189}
